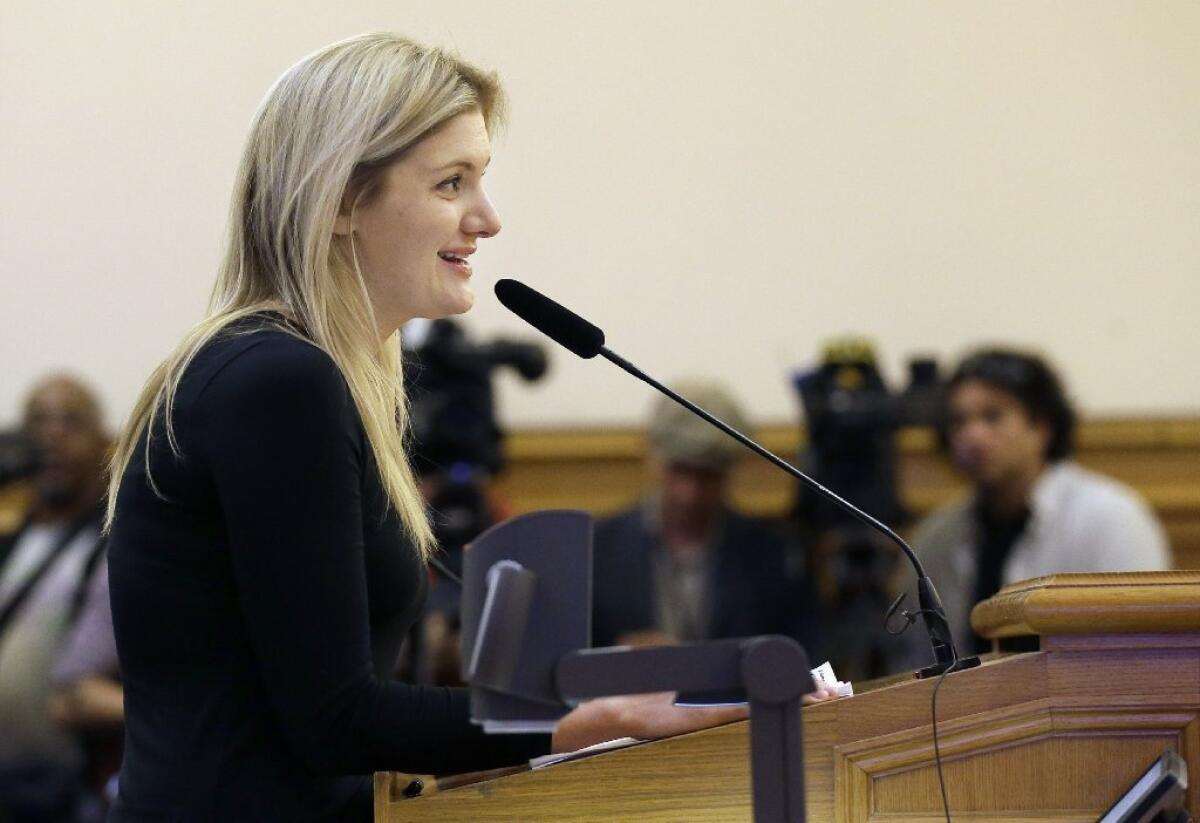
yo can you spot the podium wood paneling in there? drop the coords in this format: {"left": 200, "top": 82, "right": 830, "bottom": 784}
{"left": 377, "top": 572, "right": 1200, "bottom": 822}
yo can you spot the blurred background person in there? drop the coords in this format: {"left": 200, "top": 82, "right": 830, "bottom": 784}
{"left": 0, "top": 375, "right": 110, "bottom": 823}
{"left": 590, "top": 379, "right": 824, "bottom": 657}
{"left": 910, "top": 348, "right": 1171, "bottom": 656}
{"left": 47, "top": 558, "right": 123, "bottom": 823}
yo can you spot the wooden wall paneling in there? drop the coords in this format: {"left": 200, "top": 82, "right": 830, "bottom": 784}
{"left": 494, "top": 418, "right": 1200, "bottom": 567}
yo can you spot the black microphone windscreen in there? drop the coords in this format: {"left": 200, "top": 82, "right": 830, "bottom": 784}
{"left": 494, "top": 279, "right": 605, "bottom": 360}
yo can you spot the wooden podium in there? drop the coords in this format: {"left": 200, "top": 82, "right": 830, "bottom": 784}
{"left": 376, "top": 572, "right": 1200, "bottom": 821}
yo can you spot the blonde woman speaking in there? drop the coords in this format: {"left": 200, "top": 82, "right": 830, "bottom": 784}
{"left": 104, "top": 34, "right": 833, "bottom": 822}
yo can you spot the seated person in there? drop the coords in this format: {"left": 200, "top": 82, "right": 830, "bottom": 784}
{"left": 911, "top": 349, "right": 1170, "bottom": 656}
{"left": 49, "top": 566, "right": 122, "bottom": 732}
{"left": 48, "top": 559, "right": 123, "bottom": 818}
{"left": 591, "top": 379, "right": 823, "bottom": 655}
{"left": 0, "top": 375, "right": 110, "bottom": 822}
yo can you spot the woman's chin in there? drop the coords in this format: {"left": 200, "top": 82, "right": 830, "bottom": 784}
{"left": 443, "top": 287, "right": 475, "bottom": 317}
{"left": 396, "top": 287, "right": 475, "bottom": 324}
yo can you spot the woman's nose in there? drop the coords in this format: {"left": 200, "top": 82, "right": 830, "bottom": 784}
{"left": 466, "top": 192, "right": 502, "bottom": 239}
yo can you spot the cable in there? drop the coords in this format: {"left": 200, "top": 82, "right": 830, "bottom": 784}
{"left": 428, "top": 555, "right": 463, "bottom": 587}
{"left": 930, "top": 658, "right": 961, "bottom": 823}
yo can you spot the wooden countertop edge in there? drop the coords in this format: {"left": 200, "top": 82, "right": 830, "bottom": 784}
{"left": 973, "top": 572, "right": 1200, "bottom": 638}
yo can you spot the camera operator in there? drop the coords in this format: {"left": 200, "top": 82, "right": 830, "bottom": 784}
{"left": 792, "top": 339, "right": 907, "bottom": 680}
{"left": 403, "top": 319, "right": 546, "bottom": 685}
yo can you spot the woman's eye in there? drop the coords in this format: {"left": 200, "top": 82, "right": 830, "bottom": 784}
{"left": 437, "top": 175, "right": 462, "bottom": 193}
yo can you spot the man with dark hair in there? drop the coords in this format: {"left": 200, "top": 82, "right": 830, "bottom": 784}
{"left": 912, "top": 349, "right": 1169, "bottom": 655}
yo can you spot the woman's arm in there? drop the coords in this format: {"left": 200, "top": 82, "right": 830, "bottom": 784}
{"left": 552, "top": 684, "right": 841, "bottom": 754}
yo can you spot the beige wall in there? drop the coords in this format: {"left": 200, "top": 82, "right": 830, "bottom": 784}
{"left": 2, "top": 1, "right": 1198, "bottom": 432}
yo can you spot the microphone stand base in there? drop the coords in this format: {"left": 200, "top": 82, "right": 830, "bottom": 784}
{"left": 915, "top": 655, "right": 981, "bottom": 680}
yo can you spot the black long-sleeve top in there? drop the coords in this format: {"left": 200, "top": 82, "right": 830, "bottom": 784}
{"left": 107, "top": 321, "right": 550, "bottom": 822}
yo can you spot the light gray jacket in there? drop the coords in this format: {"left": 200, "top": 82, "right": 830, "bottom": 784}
{"left": 908, "top": 461, "right": 1171, "bottom": 659}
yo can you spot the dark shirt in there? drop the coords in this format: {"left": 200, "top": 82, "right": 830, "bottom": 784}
{"left": 590, "top": 504, "right": 823, "bottom": 659}
{"left": 106, "top": 323, "right": 548, "bottom": 822}
{"left": 970, "top": 503, "right": 1031, "bottom": 654}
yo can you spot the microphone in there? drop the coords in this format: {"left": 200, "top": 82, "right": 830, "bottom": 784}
{"left": 494, "top": 277, "right": 978, "bottom": 679}
{"left": 493, "top": 279, "right": 605, "bottom": 359}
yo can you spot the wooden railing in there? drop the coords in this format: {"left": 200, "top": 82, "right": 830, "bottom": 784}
{"left": 493, "top": 417, "right": 1200, "bottom": 569}
{"left": 5, "top": 417, "right": 1193, "bottom": 566}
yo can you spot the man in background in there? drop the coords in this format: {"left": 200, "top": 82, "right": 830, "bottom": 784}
{"left": 590, "top": 379, "right": 823, "bottom": 657}
{"left": 0, "top": 375, "right": 113, "bottom": 822}
{"left": 911, "top": 349, "right": 1170, "bottom": 655}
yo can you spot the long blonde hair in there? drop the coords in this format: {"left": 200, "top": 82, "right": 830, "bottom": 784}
{"left": 106, "top": 33, "right": 506, "bottom": 558}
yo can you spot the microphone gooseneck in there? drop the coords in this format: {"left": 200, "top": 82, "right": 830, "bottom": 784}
{"left": 494, "top": 278, "right": 978, "bottom": 678}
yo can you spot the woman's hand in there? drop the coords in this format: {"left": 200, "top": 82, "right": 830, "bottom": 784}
{"left": 551, "top": 692, "right": 742, "bottom": 753}
{"left": 550, "top": 681, "right": 843, "bottom": 754}
{"left": 804, "top": 681, "right": 842, "bottom": 705}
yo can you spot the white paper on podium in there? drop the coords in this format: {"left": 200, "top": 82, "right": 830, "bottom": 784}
{"left": 810, "top": 661, "right": 854, "bottom": 697}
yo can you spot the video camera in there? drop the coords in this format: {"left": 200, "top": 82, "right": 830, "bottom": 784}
{"left": 406, "top": 319, "right": 547, "bottom": 479}
{"left": 793, "top": 337, "right": 904, "bottom": 536}
{"left": 404, "top": 319, "right": 548, "bottom": 582}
